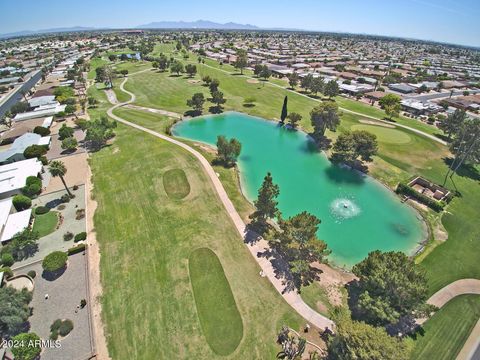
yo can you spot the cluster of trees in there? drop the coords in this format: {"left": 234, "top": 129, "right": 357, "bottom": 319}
{"left": 151, "top": 54, "right": 169, "bottom": 72}
{"left": 253, "top": 64, "right": 272, "bottom": 81}
{"left": 351, "top": 251, "right": 433, "bottom": 333}
{"left": 233, "top": 49, "right": 248, "bottom": 74}
{"left": 331, "top": 130, "right": 378, "bottom": 169}
{"left": 186, "top": 78, "right": 227, "bottom": 115}
{"left": 301, "top": 75, "right": 340, "bottom": 98}
{"left": 379, "top": 94, "right": 402, "bottom": 120}
{"left": 0, "top": 286, "right": 33, "bottom": 339}
{"left": 85, "top": 116, "right": 117, "bottom": 151}
{"left": 1, "top": 228, "right": 39, "bottom": 263}
{"left": 215, "top": 135, "right": 242, "bottom": 167}
{"left": 59, "top": 123, "right": 78, "bottom": 152}
{"left": 95, "top": 65, "right": 115, "bottom": 88}
{"left": 249, "top": 173, "right": 330, "bottom": 289}
{"left": 310, "top": 101, "right": 341, "bottom": 148}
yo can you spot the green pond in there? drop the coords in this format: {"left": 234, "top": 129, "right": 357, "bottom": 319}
{"left": 173, "top": 112, "right": 425, "bottom": 267}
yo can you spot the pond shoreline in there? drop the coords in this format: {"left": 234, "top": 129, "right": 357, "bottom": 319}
{"left": 173, "top": 111, "right": 429, "bottom": 268}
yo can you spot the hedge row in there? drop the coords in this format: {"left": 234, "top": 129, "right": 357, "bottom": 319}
{"left": 396, "top": 183, "right": 445, "bottom": 212}
{"left": 67, "top": 243, "right": 86, "bottom": 255}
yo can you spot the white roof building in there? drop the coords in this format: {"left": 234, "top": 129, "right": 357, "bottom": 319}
{"left": 0, "top": 158, "right": 43, "bottom": 198}
{"left": 13, "top": 104, "right": 66, "bottom": 122}
{"left": 0, "top": 198, "right": 33, "bottom": 243}
{"left": 28, "top": 96, "right": 56, "bottom": 109}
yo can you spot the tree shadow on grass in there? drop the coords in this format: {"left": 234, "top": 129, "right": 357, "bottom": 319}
{"left": 183, "top": 110, "right": 202, "bottom": 117}
{"left": 209, "top": 106, "right": 223, "bottom": 114}
{"left": 443, "top": 157, "right": 480, "bottom": 182}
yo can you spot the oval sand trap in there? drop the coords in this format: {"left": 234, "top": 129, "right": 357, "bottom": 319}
{"left": 189, "top": 248, "right": 243, "bottom": 355}
{"left": 351, "top": 124, "right": 412, "bottom": 144}
{"left": 163, "top": 169, "right": 190, "bottom": 199}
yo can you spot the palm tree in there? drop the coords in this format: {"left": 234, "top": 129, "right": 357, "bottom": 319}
{"left": 49, "top": 160, "right": 72, "bottom": 197}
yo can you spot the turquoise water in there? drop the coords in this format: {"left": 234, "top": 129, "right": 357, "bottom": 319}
{"left": 173, "top": 112, "right": 425, "bottom": 267}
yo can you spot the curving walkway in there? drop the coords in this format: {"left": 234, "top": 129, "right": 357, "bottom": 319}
{"left": 427, "top": 279, "right": 480, "bottom": 309}
{"left": 106, "top": 77, "right": 335, "bottom": 330}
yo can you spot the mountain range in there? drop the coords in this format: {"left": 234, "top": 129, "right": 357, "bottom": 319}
{"left": 136, "top": 20, "right": 259, "bottom": 30}
{"left": 0, "top": 20, "right": 261, "bottom": 38}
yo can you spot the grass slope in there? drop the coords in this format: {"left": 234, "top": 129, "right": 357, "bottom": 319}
{"left": 410, "top": 295, "right": 480, "bottom": 360}
{"left": 189, "top": 247, "right": 243, "bottom": 355}
{"left": 90, "top": 123, "right": 302, "bottom": 359}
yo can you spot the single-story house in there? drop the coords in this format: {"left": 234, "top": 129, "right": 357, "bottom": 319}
{"left": 364, "top": 91, "right": 388, "bottom": 101}
{"left": 388, "top": 83, "right": 416, "bottom": 94}
{"left": 13, "top": 104, "right": 65, "bottom": 122}
{"left": 0, "top": 198, "right": 32, "bottom": 243}
{"left": 401, "top": 99, "right": 443, "bottom": 115}
{"left": 0, "top": 133, "right": 51, "bottom": 164}
{"left": 28, "top": 95, "right": 56, "bottom": 109}
{"left": 0, "top": 158, "right": 43, "bottom": 199}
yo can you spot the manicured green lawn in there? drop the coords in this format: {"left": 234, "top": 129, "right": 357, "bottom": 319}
{"left": 188, "top": 247, "right": 243, "bottom": 355}
{"left": 350, "top": 124, "right": 412, "bottom": 144}
{"left": 410, "top": 295, "right": 480, "bottom": 360}
{"left": 163, "top": 169, "right": 190, "bottom": 199}
{"left": 90, "top": 121, "right": 302, "bottom": 359}
{"left": 32, "top": 211, "right": 58, "bottom": 238}
{"left": 93, "top": 50, "right": 480, "bottom": 359}
{"left": 87, "top": 57, "right": 107, "bottom": 80}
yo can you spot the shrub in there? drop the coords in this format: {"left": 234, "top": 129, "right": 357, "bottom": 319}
{"left": 396, "top": 183, "right": 445, "bottom": 212}
{"left": 22, "top": 183, "right": 41, "bottom": 198}
{"left": 27, "top": 270, "right": 36, "bottom": 278}
{"left": 80, "top": 299, "right": 87, "bottom": 308}
{"left": 42, "top": 251, "right": 68, "bottom": 272}
{"left": 26, "top": 176, "right": 41, "bottom": 187}
{"left": 11, "top": 332, "right": 41, "bottom": 360}
{"left": 58, "top": 319, "right": 74, "bottom": 336}
{"left": 0, "top": 267, "right": 13, "bottom": 279}
{"left": 35, "top": 206, "right": 50, "bottom": 215}
{"left": 75, "top": 209, "right": 85, "bottom": 220}
{"left": 12, "top": 195, "right": 32, "bottom": 211}
{"left": 60, "top": 194, "right": 70, "bottom": 203}
{"left": 63, "top": 232, "right": 74, "bottom": 241}
{"left": 33, "top": 126, "right": 50, "bottom": 136}
{"left": 1, "top": 253, "right": 14, "bottom": 267}
{"left": 58, "top": 124, "right": 74, "bottom": 140}
{"left": 74, "top": 232, "right": 87, "bottom": 242}
{"left": 57, "top": 204, "right": 66, "bottom": 210}
{"left": 67, "top": 243, "right": 86, "bottom": 255}
{"left": 73, "top": 184, "right": 79, "bottom": 191}
{"left": 23, "top": 144, "right": 47, "bottom": 159}
{"left": 39, "top": 155, "right": 48, "bottom": 165}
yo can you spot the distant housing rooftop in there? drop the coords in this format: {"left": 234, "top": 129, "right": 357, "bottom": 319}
{"left": 388, "top": 83, "right": 416, "bottom": 94}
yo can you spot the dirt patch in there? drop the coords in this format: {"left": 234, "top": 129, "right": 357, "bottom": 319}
{"left": 193, "top": 142, "right": 216, "bottom": 154}
{"left": 247, "top": 78, "right": 259, "bottom": 84}
{"left": 313, "top": 263, "right": 356, "bottom": 307}
{"left": 358, "top": 119, "right": 396, "bottom": 128}
{"left": 44, "top": 153, "right": 88, "bottom": 194}
{"left": 85, "top": 161, "right": 111, "bottom": 360}
{"left": 187, "top": 79, "right": 201, "bottom": 84}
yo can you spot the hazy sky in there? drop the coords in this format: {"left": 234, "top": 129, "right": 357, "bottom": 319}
{"left": 1, "top": 0, "right": 479, "bottom": 47}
